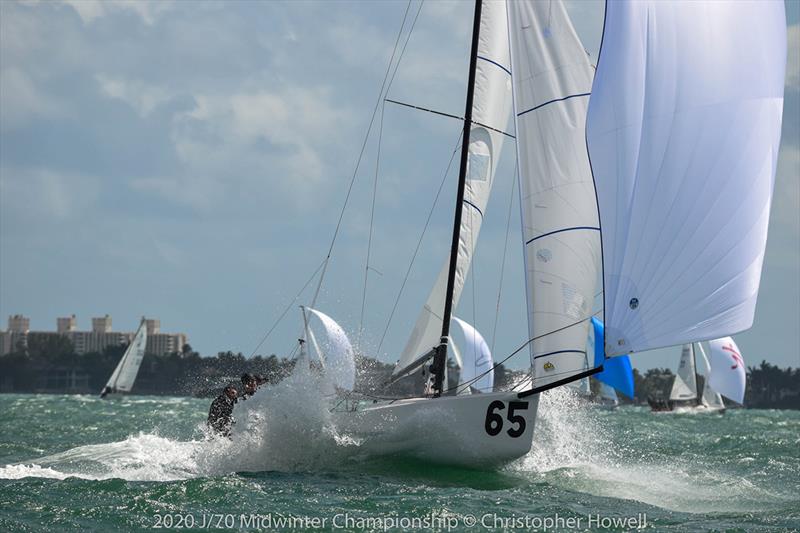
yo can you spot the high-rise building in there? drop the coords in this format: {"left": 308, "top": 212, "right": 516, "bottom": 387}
{"left": 92, "top": 315, "right": 112, "bottom": 333}
{"left": 145, "top": 318, "right": 160, "bottom": 335}
{"left": 57, "top": 315, "right": 77, "bottom": 333}
{"left": 8, "top": 315, "right": 30, "bottom": 333}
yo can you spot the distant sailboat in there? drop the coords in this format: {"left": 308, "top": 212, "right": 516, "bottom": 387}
{"left": 100, "top": 318, "right": 147, "bottom": 398}
{"left": 597, "top": 382, "right": 619, "bottom": 409}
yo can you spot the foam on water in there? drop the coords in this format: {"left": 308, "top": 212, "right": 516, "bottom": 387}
{"left": 513, "top": 387, "right": 790, "bottom": 514}
{"left": 0, "top": 365, "right": 360, "bottom": 482}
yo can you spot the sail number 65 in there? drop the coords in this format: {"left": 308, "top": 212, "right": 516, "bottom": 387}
{"left": 484, "top": 400, "right": 529, "bottom": 438}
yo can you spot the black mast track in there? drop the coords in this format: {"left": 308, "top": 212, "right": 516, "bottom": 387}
{"left": 431, "top": 0, "right": 483, "bottom": 398}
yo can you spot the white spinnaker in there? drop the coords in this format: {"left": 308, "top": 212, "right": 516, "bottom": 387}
{"left": 586, "top": 1, "right": 786, "bottom": 356}
{"left": 696, "top": 342, "right": 725, "bottom": 409}
{"left": 394, "top": 0, "right": 512, "bottom": 376}
{"left": 452, "top": 317, "right": 494, "bottom": 393}
{"left": 598, "top": 382, "right": 618, "bottom": 404}
{"left": 507, "top": 0, "right": 600, "bottom": 386}
{"left": 104, "top": 320, "right": 147, "bottom": 393}
{"left": 708, "top": 337, "right": 747, "bottom": 405}
{"left": 669, "top": 344, "right": 698, "bottom": 402}
{"left": 305, "top": 307, "right": 356, "bottom": 391}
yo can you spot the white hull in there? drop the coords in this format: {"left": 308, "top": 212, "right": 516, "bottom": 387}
{"left": 332, "top": 391, "right": 539, "bottom": 468}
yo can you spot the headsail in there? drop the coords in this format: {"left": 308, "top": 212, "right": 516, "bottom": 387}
{"left": 451, "top": 317, "right": 493, "bottom": 393}
{"left": 103, "top": 319, "right": 147, "bottom": 394}
{"left": 696, "top": 342, "right": 725, "bottom": 410}
{"left": 586, "top": 1, "right": 786, "bottom": 356}
{"left": 669, "top": 344, "right": 698, "bottom": 402}
{"left": 394, "top": 0, "right": 512, "bottom": 376}
{"left": 598, "top": 382, "right": 618, "bottom": 405}
{"left": 708, "top": 337, "right": 746, "bottom": 405}
{"left": 304, "top": 307, "right": 356, "bottom": 391}
{"left": 507, "top": 0, "right": 601, "bottom": 387}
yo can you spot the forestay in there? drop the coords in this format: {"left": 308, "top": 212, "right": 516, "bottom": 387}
{"left": 452, "top": 317, "right": 494, "bottom": 393}
{"left": 305, "top": 307, "right": 356, "bottom": 391}
{"left": 394, "top": 0, "right": 512, "bottom": 376}
{"left": 708, "top": 337, "right": 746, "bottom": 404}
{"left": 507, "top": 0, "right": 601, "bottom": 386}
{"left": 586, "top": 0, "right": 786, "bottom": 356}
{"left": 669, "top": 344, "right": 698, "bottom": 402}
{"left": 104, "top": 320, "right": 147, "bottom": 393}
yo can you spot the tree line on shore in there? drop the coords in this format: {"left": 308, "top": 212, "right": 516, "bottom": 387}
{"left": 0, "top": 336, "right": 797, "bottom": 408}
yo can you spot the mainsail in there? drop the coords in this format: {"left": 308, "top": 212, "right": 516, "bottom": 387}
{"left": 507, "top": 0, "right": 601, "bottom": 386}
{"left": 669, "top": 344, "right": 698, "bottom": 403}
{"left": 394, "top": 0, "right": 512, "bottom": 376}
{"left": 708, "top": 336, "right": 747, "bottom": 405}
{"left": 103, "top": 319, "right": 147, "bottom": 394}
{"left": 586, "top": 0, "right": 786, "bottom": 356}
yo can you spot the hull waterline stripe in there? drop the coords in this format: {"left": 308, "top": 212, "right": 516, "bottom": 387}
{"left": 517, "top": 365, "right": 604, "bottom": 398}
{"left": 525, "top": 226, "right": 600, "bottom": 246}
{"left": 517, "top": 92, "right": 591, "bottom": 117}
{"left": 478, "top": 55, "right": 511, "bottom": 76}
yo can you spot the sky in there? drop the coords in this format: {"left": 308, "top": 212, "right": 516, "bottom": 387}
{"left": 1, "top": 0, "right": 798, "bottom": 373}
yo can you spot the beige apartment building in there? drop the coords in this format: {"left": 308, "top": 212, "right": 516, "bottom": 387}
{"left": 0, "top": 314, "right": 188, "bottom": 357}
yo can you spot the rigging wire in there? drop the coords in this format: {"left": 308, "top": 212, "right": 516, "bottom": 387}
{"left": 376, "top": 130, "right": 463, "bottom": 356}
{"left": 359, "top": 0, "right": 426, "bottom": 339}
{"left": 490, "top": 161, "right": 519, "bottom": 354}
{"left": 308, "top": 0, "right": 415, "bottom": 311}
{"left": 246, "top": 258, "right": 327, "bottom": 358}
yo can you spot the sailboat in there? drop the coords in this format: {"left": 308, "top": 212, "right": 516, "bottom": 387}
{"left": 100, "top": 318, "right": 147, "bottom": 398}
{"left": 280, "top": 0, "right": 783, "bottom": 467}
{"left": 597, "top": 382, "right": 619, "bottom": 409}
{"left": 648, "top": 343, "right": 724, "bottom": 413}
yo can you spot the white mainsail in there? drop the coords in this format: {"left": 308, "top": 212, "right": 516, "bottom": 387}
{"left": 586, "top": 0, "right": 786, "bottom": 357}
{"left": 451, "top": 316, "right": 493, "bottom": 393}
{"left": 507, "top": 0, "right": 600, "bottom": 386}
{"left": 708, "top": 337, "right": 747, "bottom": 405}
{"left": 103, "top": 319, "right": 147, "bottom": 394}
{"left": 696, "top": 343, "right": 725, "bottom": 410}
{"left": 669, "top": 344, "right": 698, "bottom": 403}
{"left": 305, "top": 307, "right": 356, "bottom": 391}
{"left": 394, "top": 0, "right": 512, "bottom": 376}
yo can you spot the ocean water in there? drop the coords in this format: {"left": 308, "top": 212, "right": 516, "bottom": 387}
{"left": 1, "top": 376, "right": 798, "bottom": 532}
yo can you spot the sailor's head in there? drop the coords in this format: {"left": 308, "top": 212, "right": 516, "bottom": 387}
{"left": 241, "top": 373, "right": 257, "bottom": 392}
{"left": 224, "top": 385, "right": 238, "bottom": 399}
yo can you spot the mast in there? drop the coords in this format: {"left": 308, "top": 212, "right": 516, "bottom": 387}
{"left": 431, "top": 0, "right": 483, "bottom": 397}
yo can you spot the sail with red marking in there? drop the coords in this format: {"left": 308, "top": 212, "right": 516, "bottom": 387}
{"left": 708, "top": 337, "right": 746, "bottom": 404}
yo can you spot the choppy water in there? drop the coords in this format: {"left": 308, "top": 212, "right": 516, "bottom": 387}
{"left": 1, "top": 374, "right": 798, "bottom": 532}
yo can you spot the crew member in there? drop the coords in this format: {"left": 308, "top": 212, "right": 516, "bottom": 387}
{"left": 207, "top": 384, "right": 237, "bottom": 437}
{"left": 240, "top": 373, "right": 258, "bottom": 399}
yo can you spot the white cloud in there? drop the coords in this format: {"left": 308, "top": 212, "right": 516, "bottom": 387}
{"left": 0, "top": 167, "right": 100, "bottom": 220}
{"left": 95, "top": 74, "right": 172, "bottom": 117}
{"left": 0, "top": 67, "right": 68, "bottom": 130}
{"left": 61, "top": 0, "right": 173, "bottom": 26}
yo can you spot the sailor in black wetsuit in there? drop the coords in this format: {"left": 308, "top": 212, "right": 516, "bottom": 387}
{"left": 207, "top": 385, "right": 238, "bottom": 437}
{"left": 239, "top": 373, "right": 258, "bottom": 401}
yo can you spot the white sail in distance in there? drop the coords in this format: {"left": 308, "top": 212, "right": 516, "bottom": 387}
{"left": 598, "top": 382, "right": 618, "bottom": 406}
{"left": 394, "top": 0, "right": 512, "bottom": 376}
{"left": 708, "top": 337, "right": 747, "bottom": 405}
{"left": 103, "top": 319, "right": 147, "bottom": 393}
{"left": 452, "top": 317, "right": 494, "bottom": 394}
{"left": 696, "top": 343, "right": 725, "bottom": 410}
{"left": 586, "top": 0, "right": 786, "bottom": 356}
{"left": 669, "top": 344, "right": 698, "bottom": 402}
{"left": 305, "top": 307, "right": 356, "bottom": 391}
{"left": 507, "top": 0, "right": 600, "bottom": 386}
